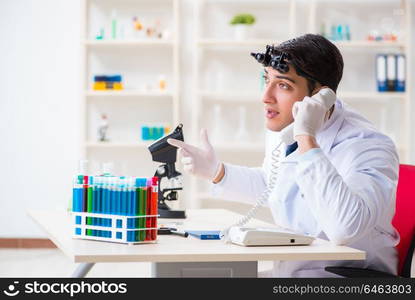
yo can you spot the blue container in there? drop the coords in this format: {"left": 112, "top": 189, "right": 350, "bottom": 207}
{"left": 142, "top": 126, "right": 149, "bottom": 140}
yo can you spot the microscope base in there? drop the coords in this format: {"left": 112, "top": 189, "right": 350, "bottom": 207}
{"left": 158, "top": 208, "right": 186, "bottom": 219}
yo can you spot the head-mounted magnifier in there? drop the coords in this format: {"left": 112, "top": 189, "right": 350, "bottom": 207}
{"left": 251, "top": 44, "right": 319, "bottom": 83}
{"left": 250, "top": 45, "right": 291, "bottom": 74}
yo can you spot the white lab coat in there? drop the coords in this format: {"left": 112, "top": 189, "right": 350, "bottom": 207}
{"left": 212, "top": 99, "right": 400, "bottom": 277}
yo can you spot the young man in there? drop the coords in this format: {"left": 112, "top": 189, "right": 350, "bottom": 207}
{"left": 168, "top": 34, "right": 399, "bottom": 277}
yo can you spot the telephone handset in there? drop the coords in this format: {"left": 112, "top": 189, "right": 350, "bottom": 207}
{"left": 221, "top": 88, "right": 337, "bottom": 244}
{"left": 279, "top": 88, "right": 337, "bottom": 145}
{"left": 279, "top": 123, "right": 295, "bottom": 146}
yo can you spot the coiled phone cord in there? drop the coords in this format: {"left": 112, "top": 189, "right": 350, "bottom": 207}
{"left": 221, "top": 141, "right": 283, "bottom": 241}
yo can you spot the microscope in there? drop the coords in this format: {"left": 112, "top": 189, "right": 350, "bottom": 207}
{"left": 148, "top": 124, "right": 186, "bottom": 219}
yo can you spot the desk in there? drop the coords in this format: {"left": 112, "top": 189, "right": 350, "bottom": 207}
{"left": 28, "top": 209, "right": 365, "bottom": 277}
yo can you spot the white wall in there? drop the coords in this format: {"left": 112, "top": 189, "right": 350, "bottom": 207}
{"left": 0, "top": 0, "right": 414, "bottom": 237}
{"left": 0, "top": 0, "right": 82, "bottom": 237}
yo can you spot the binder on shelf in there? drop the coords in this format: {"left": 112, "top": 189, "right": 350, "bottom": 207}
{"left": 396, "top": 54, "right": 405, "bottom": 92}
{"left": 376, "top": 54, "right": 387, "bottom": 92}
{"left": 386, "top": 54, "right": 397, "bottom": 92}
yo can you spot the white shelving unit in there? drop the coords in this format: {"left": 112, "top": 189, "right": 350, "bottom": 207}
{"left": 86, "top": 141, "right": 150, "bottom": 148}
{"left": 309, "top": 0, "right": 412, "bottom": 163}
{"left": 81, "top": 0, "right": 180, "bottom": 177}
{"left": 191, "top": 0, "right": 412, "bottom": 207}
{"left": 191, "top": 0, "right": 298, "bottom": 207}
{"left": 78, "top": 1, "right": 412, "bottom": 210}
{"left": 333, "top": 40, "right": 407, "bottom": 48}
{"left": 85, "top": 40, "right": 175, "bottom": 46}
{"left": 197, "top": 39, "right": 284, "bottom": 46}
{"left": 86, "top": 90, "right": 174, "bottom": 97}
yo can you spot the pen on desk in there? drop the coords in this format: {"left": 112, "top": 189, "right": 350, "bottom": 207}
{"left": 170, "top": 230, "right": 189, "bottom": 238}
{"left": 158, "top": 227, "right": 188, "bottom": 238}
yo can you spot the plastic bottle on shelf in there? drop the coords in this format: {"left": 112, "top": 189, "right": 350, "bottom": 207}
{"left": 111, "top": 10, "right": 117, "bottom": 40}
{"left": 158, "top": 75, "right": 166, "bottom": 91}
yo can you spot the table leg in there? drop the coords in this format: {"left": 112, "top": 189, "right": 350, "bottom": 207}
{"left": 152, "top": 261, "right": 257, "bottom": 278}
{"left": 71, "top": 263, "right": 95, "bottom": 278}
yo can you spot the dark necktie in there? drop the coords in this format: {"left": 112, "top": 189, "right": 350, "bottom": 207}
{"left": 285, "top": 142, "right": 298, "bottom": 157}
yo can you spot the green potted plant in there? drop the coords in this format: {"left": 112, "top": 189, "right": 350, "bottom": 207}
{"left": 230, "top": 13, "right": 256, "bottom": 40}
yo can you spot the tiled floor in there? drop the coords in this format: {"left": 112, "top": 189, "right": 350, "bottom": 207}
{"left": 0, "top": 249, "right": 273, "bottom": 277}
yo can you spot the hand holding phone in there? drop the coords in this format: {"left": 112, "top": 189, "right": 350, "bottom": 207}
{"left": 280, "top": 87, "right": 336, "bottom": 145}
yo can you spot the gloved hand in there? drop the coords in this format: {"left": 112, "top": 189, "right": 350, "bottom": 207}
{"left": 292, "top": 87, "right": 336, "bottom": 139}
{"left": 167, "top": 128, "right": 221, "bottom": 181}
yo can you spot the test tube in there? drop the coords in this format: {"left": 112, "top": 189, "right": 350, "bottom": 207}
{"left": 122, "top": 178, "right": 127, "bottom": 239}
{"left": 135, "top": 178, "right": 145, "bottom": 242}
{"left": 87, "top": 176, "right": 94, "bottom": 236}
{"left": 145, "top": 178, "right": 152, "bottom": 241}
{"left": 72, "top": 176, "right": 83, "bottom": 232}
{"left": 118, "top": 177, "right": 124, "bottom": 216}
{"left": 102, "top": 177, "right": 110, "bottom": 236}
{"left": 72, "top": 176, "right": 82, "bottom": 213}
{"left": 96, "top": 176, "right": 103, "bottom": 235}
{"left": 151, "top": 177, "right": 159, "bottom": 240}
{"left": 92, "top": 176, "right": 99, "bottom": 236}
{"left": 126, "top": 178, "right": 132, "bottom": 218}
{"left": 140, "top": 180, "right": 147, "bottom": 241}
{"left": 128, "top": 178, "right": 136, "bottom": 242}
{"left": 108, "top": 178, "right": 117, "bottom": 236}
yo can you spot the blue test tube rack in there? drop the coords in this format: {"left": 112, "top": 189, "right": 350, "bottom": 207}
{"left": 71, "top": 212, "right": 159, "bottom": 245}
{"left": 71, "top": 175, "right": 159, "bottom": 245}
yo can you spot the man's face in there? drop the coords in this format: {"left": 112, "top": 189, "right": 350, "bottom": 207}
{"left": 262, "top": 66, "right": 314, "bottom": 132}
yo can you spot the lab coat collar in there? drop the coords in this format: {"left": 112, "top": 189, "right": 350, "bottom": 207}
{"left": 283, "top": 99, "right": 345, "bottom": 162}
{"left": 316, "top": 99, "right": 345, "bottom": 153}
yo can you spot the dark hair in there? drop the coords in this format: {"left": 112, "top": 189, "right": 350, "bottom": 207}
{"left": 274, "top": 34, "right": 344, "bottom": 94}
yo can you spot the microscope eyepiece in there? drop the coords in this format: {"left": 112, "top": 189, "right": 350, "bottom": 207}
{"left": 148, "top": 123, "right": 184, "bottom": 164}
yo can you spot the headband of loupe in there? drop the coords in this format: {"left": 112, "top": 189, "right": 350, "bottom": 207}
{"left": 251, "top": 44, "right": 320, "bottom": 84}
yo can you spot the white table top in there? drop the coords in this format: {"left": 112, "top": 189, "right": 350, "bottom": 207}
{"left": 28, "top": 209, "right": 365, "bottom": 263}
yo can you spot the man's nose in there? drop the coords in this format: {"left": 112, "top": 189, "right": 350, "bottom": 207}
{"left": 262, "top": 85, "right": 276, "bottom": 104}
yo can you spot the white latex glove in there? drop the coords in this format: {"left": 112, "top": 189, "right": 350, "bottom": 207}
{"left": 292, "top": 87, "right": 336, "bottom": 138}
{"left": 167, "top": 129, "right": 220, "bottom": 181}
